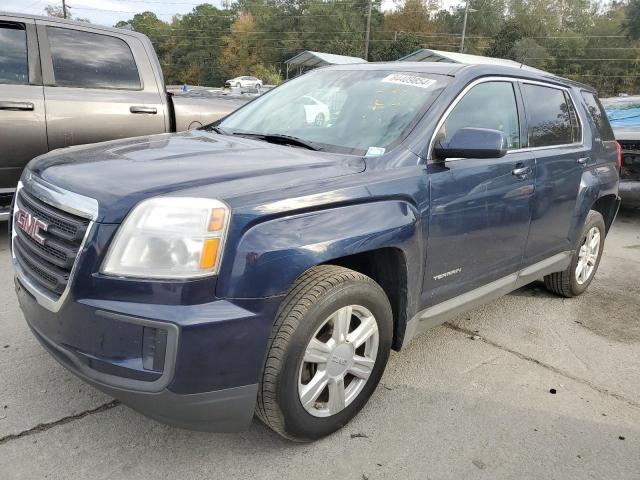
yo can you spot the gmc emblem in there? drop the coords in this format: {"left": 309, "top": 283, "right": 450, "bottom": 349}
{"left": 16, "top": 208, "right": 48, "bottom": 245}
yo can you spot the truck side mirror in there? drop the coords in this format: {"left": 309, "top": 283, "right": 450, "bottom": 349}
{"left": 434, "top": 127, "right": 508, "bottom": 160}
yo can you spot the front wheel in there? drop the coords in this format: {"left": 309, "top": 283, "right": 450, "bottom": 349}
{"left": 544, "top": 210, "right": 606, "bottom": 297}
{"left": 256, "top": 265, "right": 392, "bottom": 441}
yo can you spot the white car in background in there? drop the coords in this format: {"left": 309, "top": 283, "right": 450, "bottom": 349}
{"left": 225, "top": 76, "right": 263, "bottom": 91}
{"left": 301, "top": 95, "right": 330, "bottom": 126}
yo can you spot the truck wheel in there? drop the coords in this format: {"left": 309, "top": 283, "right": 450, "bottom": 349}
{"left": 256, "top": 265, "right": 392, "bottom": 441}
{"left": 544, "top": 210, "right": 606, "bottom": 297}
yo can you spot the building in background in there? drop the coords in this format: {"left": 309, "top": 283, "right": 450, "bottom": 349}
{"left": 284, "top": 50, "right": 366, "bottom": 79}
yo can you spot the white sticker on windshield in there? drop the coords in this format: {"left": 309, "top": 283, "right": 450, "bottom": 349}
{"left": 382, "top": 73, "right": 436, "bottom": 89}
{"left": 365, "top": 147, "right": 386, "bottom": 157}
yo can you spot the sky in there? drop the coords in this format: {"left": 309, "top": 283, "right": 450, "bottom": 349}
{"left": 2, "top": 0, "right": 463, "bottom": 28}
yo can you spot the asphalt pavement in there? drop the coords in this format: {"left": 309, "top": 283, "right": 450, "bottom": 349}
{"left": 0, "top": 209, "right": 638, "bottom": 479}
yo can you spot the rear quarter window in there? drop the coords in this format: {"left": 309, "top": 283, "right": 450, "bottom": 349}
{"left": 581, "top": 91, "right": 615, "bottom": 141}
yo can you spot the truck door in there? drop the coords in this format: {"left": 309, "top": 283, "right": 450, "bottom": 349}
{"left": 36, "top": 21, "right": 167, "bottom": 150}
{"left": 0, "top": 17, "right": 47, "bottom": 206}
{"left": 424, "top": 80, "right": 535, "bottom": 307}
{"left": 519, "top": 83, "right": 586, "bottom": 265}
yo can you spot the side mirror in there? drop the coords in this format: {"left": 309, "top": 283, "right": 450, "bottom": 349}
{"left": 434, "top": 127, "right": 508, "bottom": 160}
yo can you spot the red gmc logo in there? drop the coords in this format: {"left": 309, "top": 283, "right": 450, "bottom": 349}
{"left": 16, "top": 208, "right": 48, "bottom": 245}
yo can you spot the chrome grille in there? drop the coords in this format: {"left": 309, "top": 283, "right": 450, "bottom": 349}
{"left": 12, "top": 189, "right": 90, "bottom": 298}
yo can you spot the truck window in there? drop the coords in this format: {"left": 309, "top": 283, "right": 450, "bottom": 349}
{"left": 439, "top": 81, "right": 521, "bottom": 150}
{"left": 0, "top": 23, "right": 28, "bottom": 85}
{"left": 522, "top": 84, "right": 573, "bottom": 147}
{"left": 46, "top": 27, "right": 140, "bottom": 90}
{"left": 581, "top": 91, "right": 615, "bottom": 141}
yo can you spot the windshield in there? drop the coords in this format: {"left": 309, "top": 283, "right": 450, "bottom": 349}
{"left": 218, "top": 69, "right": 450, "bottom": 155}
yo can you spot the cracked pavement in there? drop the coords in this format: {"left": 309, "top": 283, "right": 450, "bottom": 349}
{"left": 1, "top": 209, "right": 639, "bottom": 479}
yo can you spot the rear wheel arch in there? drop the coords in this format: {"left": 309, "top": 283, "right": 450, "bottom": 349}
{"left": 590, "top": 193, "right": 618, "bottom": 233}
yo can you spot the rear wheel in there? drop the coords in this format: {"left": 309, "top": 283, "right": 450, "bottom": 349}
{"left": 314, "top": 113, "right": 325, "bottom": 126}
{"left": 544, "top": 210, "right": 605, "bottom": 297}
{"left": 256, "top": 265, "right": 392, "bottom": 441}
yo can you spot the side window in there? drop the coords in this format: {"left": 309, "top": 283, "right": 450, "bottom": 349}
{"left": 581, "top": 91, "right": 615, "bottom": 141}
{"left": 46, "top": 27, "right": 140, "bottom": 89}
{"left": 522, "top": 84, "right": 573, "bottom": 147}
{"left": 439, "top": 81, "right": 521, "bottom": 150}
{"left": 0, "top": 23, "right": 28, "bottom": 85}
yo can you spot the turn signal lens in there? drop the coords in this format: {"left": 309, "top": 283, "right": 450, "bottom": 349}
{"left": 199, "top": 238, "right": 220, "bottom": 269}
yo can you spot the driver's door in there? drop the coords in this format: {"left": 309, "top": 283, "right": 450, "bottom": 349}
{"left": 423, "top": 80, "right": 535, "bottom": 307}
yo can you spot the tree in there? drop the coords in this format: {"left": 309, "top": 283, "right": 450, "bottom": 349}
{"left": 623, "top": 0, "right": 640, "bottom": 39}
{"left": 110, "top": 0, "right": 640, "bottom": 95}
{"left": 44, "top": 4, "right": 90, "bottom": 22}
{"left": 369, "top": 32, "right": 423, "bottom": 61}
{"left": 219, "top": 12, "right": 262, "bottom": 79}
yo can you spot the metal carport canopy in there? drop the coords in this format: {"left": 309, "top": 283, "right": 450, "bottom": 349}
{"left": 397, "top": 48, "right": 542, "bottom": 72}
{"left": 285, "top": 50, "right": 367, "bottom": 69}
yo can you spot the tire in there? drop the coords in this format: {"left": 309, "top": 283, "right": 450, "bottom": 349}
{"left": 256, "top": 265, "right": 393, "bottom": 441}
{"left": 314, "top": 113, "right": 325, "bottom": 126}
{"left": 544, "top": 210, "right": 606, "bottom": 297}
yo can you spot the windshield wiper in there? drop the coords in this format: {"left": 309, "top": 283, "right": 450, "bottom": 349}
{"left": 205, "top": 125, "right": 231, "bottom": 135}
{"left": 232, "top": 132, "right": 322, "bottom": 151}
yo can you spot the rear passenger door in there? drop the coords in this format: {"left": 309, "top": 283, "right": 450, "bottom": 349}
{"left": 0, "top": 17, "right": 48, "bottom": 193}
{"left": 520, "top": 82, "right": 586, "bottom": 265}
{"left": 36, "top": 22, "right": 167, "bottom": 149}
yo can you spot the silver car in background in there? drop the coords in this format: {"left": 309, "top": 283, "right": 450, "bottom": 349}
{"left": 225, "top": 76, "right": 263, "bottom": 92}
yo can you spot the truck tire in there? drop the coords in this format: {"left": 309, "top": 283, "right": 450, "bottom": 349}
{"left": 256, "top": 265, "right": 393, "bottom": 441}
{"left": 544, "top": 210, "right": 606, "bottom": 297}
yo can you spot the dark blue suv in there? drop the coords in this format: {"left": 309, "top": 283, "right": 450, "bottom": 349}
{"left": 11, "top": 63, "right": 620, "bottom": 441}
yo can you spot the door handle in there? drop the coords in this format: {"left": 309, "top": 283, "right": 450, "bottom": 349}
{"left": 512, "top": 166, "right": 532, "bottom": 178}
{"left": 130, "top": 106, "right": 157, "bottom": 114}
{"left": 577, "top": 157, "right": 590, "bottom": 165}
{"left": 0, "top": 101, "right": 34, "bottom": 111}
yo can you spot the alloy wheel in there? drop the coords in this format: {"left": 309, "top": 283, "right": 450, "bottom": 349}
{"left": 298, "top": 304, "right": 379, "bottom": 418}
{"left": 575, "top": 226, "right": 600, "bottom": 284}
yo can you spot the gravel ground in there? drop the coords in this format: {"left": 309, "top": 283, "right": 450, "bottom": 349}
{"left": 0, "top": 208, "right": 638, "bottom": 479}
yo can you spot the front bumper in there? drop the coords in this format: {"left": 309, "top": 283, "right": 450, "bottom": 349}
{"left": 15, "top": 275, "right": 283, "bottom": 431}
{"left": 619, "top": 179, "right": 640, "bottom": 207}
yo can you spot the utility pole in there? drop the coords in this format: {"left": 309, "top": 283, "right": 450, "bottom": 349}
{"left": 460, "top": 0, "right": 470, "bottom": 53}
{"left": 364, "top": 0, "right": 372, "bottom": 60}
{"left": 62, "top": 0, "right": 68, "bottom": 19}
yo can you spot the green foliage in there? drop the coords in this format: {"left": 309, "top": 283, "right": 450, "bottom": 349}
{"left": 113, "top": 0, "right": 639, "bottom": 95}
{"left": 250, "top": 63, "right": 283, "bottom": 85}
{"left": 45, "top": 4, "right": 90, "bottom": 22}
{"left": 623, "top": 0, "right": 640, "bottom": 40}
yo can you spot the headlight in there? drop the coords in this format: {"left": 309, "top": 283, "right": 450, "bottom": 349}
{"left": 101, "top": 197, "right": 230, "bottom": 279}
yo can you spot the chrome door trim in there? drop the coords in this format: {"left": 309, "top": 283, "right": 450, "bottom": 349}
{"left": 425, "top": 76, "right": 585, "bottom": 163}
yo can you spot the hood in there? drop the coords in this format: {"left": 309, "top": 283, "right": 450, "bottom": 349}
{"left": 28, "top": 130, "right": 365, "bottom": 223}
